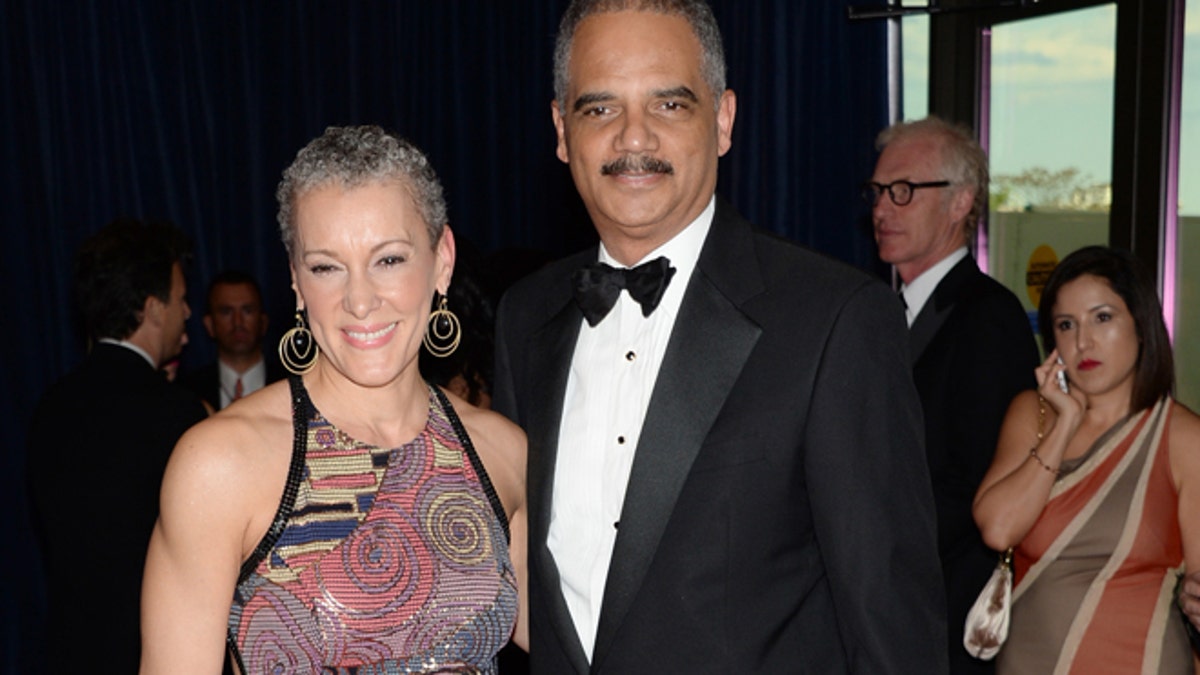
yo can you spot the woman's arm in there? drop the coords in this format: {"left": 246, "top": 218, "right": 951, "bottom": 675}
{"left": 140, "top": 421, "right": 254, "bottom": 674}
{"left": 973, "top": 351, "right": 1084, "bottom": 551}
{"left": 1168, "top": 405, "right": 1200, "bottom": 673}
{"left": 510, "top": 502, "right": 529, "bottom": 651}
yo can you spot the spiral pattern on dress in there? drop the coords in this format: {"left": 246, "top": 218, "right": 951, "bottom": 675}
{"left": 379, "top": 435, "right": 432, "bottom": 494}
{"left": 316, "top": 500, "right": 432, "bottom": 629}
{"left": 404, "top": 585, "right": 518, "bottom": 669}
{"left": 237, "top": 581, "right": 325, "bottom": 673}
{"left": 420, "top": 474, "right": 493, "bottom": 570}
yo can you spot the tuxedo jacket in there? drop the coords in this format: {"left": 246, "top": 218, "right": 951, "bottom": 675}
{"left": 178, "top": 353, "right": 287, "bottom": 411}
{"left": 908, "top": 255, "right": 1039, "bottom": 674}
{"left": 27, "top": 343, "right": 208, "bottom": 674}
{"left": 494, "top": 200, "right": 948, "bottom": 674}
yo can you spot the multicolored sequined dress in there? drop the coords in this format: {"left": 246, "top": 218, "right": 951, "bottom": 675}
{"left": 228, "top": 377, "right": 518, "bottom": 674}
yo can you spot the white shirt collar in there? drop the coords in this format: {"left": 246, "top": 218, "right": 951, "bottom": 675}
{"left": 899, "top": 246, "right": 969, "bottom": 327}
{"left": 98, "top": 337, "right": 156, "bottom": 369}
{"left": 218, "top": 357, "right": 266, "bottom": 408}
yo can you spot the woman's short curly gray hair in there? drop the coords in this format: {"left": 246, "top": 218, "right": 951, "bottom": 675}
{"left": 276, "top": 125, "right": 448, "bottom": 259}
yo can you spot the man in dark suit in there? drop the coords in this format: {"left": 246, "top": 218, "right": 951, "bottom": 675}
{"left": 492, "top": 1, "right": 948, "bottom": 672}
{"left": 27, "top": 219, "right": 209, "bottom": 674}
{"left": 868, "top": 116, "right": 1040, "bottom": 673}
{"left": 179, "top": 269, "right": 284, "bottom": 410}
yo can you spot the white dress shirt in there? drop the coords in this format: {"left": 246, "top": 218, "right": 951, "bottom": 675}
{"left": 218, "top": 358, "right": 266, "bottom": 408}
{"left": 898, "top": 246, "right": 968, "bottom": 327}
{"left": 549, "top": 197, "right": 714, "bottom": 661}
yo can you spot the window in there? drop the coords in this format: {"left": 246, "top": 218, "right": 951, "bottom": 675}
{"left": 986, "top": 5, "right": 1117, "bottom": 332}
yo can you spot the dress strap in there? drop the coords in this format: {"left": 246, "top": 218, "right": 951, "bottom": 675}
{"left": 235, "top": 375, "right": 311, "bottom": 583}
{"left": 228, "top": 376, "right": 311, "bottom": 671}
{"left": 432, "top": 386, "right": 511, "bottom": 542}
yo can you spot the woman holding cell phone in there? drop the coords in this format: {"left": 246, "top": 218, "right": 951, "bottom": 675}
{"left": 972, "top": 245, "right": 1200, "bottom": 673}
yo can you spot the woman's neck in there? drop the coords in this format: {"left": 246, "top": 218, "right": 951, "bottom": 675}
{"left": 302, "top": 363, "right": 431, "bottom": 449}
{"left": 1081, "top": 379, "right": 1136, "bottom": 429}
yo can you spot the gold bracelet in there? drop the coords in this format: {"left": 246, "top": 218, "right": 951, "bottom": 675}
{"left": 1029, "top": 447, "right": 1061, "bottom": 476}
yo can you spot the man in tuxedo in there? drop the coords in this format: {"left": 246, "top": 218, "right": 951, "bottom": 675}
{"left": 868, "top": 116, "right": 1039, "bottom": 673}
{"left": 492, "top": 1, "right": 947, "bottom": 672}
{"left": 27, "top": 219, "right": 209, "bottom": 674}
{"left": 180, "top": 270, "right": 283, "bottom": 410}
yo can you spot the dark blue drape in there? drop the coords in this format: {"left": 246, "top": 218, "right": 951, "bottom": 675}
{"left": 1, "top": 2, "right": 886, "bottom": 671}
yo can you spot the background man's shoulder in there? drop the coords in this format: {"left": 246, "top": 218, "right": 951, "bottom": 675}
{"left": 748, "top": 226, "right": 887, "bottom": 302}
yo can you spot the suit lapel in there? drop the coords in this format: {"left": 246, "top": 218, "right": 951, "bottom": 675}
{"left": 525, "top": 257, "right": 595, "bottom": 672}
{"left": 590, "top": 201, "right": 763, "bottom": 669}
{"left": 909, "top": 255, "right": 978, "bottom": 363}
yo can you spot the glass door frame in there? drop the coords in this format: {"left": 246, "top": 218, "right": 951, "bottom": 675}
{"left": 923, "top": 0, "right": 1184, "bottom": 307}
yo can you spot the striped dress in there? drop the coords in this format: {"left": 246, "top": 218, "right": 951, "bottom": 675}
{"left": 228, "top": 377, "right": 517, "bottom": 674}
{"left": 999, "top": 398, "right": 1191, "bottom": 674}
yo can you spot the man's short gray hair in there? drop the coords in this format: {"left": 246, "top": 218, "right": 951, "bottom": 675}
{"left": 876, "top": 116, "right": 989, "bottom": 243}
{"left": 276, "top": 125, "right": 448, "bottom": 259}
{"left": 554, "top": 0, "right": 727, "bottom": 111}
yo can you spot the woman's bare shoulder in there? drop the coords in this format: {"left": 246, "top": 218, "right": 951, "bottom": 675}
{"left": 1000, "top": 388, "right": 1046, "bottom": 429}
{"left": 442, "top": 389, "right": 524, "bottom": 456}
{"left": 1171, "top": 399, "right": 1200, "bottom": 443}
{"left": 164, "top": 382, "right": 295, "bottom": 510}
{"left": 440, "top": 387, "right": 526, "bottom": 510}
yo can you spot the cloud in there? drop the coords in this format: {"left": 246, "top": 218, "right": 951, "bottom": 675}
{"left": 990, "top": 5, "right": 1116, "bottom": 83}
{"left": 992, "top": 51, "right": 1056, "bottom": 68}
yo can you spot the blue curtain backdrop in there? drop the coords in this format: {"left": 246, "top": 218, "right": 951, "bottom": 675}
{"left": 0, "top": 1, "right": 888, "bottom": 671}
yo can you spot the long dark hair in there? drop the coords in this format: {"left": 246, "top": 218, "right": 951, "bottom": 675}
{"left": 1037, "top": 246, "right": 1173, "bottom": 412}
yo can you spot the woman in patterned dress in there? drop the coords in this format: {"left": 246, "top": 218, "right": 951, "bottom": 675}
{"left": 973, "top": 246, "right": 1200, "bottom": 673}
{"left": 140, "top": 126, "right": 527, "bottom": 674}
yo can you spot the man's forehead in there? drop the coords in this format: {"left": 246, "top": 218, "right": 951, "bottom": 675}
{"left": 210, "top": 283, "right": 261, "bottom": 305}
{"left": 876, "top": 135, "right": 944, "bottom": 175}
{"left": 569, "top": 11, "right": 703, "bottom": 75}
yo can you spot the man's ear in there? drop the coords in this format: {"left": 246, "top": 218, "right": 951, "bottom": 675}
{"left": 143, "top": 294, "right": 165, "bottom": 329}
{"left": 716, "top": 89, "right": 737, "bottom": 157}
{"left": 202, "top": 314, "right": 215, "bottom": 338}
{"left": 552, "top": 99, "right": 570, "bottom": 164}
{"left": 951, "top": 188, "right": 974, "bottom": 224}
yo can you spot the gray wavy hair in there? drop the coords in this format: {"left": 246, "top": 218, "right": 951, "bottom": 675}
{"left": 276, "top": 125, "right": 448, "bottom": 259}
{"left": 875, "top": 116, "right": 989, "bottom": 243}
{"left": 554, "top": 0, "right": 727, "bottom": 111}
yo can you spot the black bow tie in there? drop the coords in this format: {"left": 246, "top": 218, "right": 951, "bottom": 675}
{"left": 572, "top": 256, "right": 677, "bottom": 327}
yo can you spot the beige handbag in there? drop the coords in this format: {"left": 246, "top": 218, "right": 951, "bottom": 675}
{"left": 963, "top": 547, "right": 1013, "bottom": 660}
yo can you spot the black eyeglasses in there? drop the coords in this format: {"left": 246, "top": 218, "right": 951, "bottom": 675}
{"left": 862, "top": 180, "right": 952, "bottom": 207}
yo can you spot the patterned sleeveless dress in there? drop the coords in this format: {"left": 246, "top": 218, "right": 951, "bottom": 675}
{"left": 228, "top": 377, "right": 518, "bottom": 674}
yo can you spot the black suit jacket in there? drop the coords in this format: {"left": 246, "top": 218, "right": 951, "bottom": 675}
{"left": 494, "top": 200, "right": 948, "bottom": 674}
{"left": 27, "top": 343, "right": 208, "bottom": 674}
{"left": 178, "top": 354, "right": 287, "bottom": 410}
{"left": 908, "top": 255, "right": 1039, "bottom": 674}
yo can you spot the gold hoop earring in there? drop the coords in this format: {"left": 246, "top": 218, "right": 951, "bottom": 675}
{"left": 278, "top": 309, "right": 318, "bottom": 375}
{"left": 423, "top": 293, "right": 460, "bottom": 358}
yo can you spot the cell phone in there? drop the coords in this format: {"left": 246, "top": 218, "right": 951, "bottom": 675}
{"left": 1055, "top": 356, "right": 1070, "bottom": 394}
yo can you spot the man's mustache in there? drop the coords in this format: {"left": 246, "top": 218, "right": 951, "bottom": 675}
{"left": 601, "top": 155, "right": 674, "bottom": 176}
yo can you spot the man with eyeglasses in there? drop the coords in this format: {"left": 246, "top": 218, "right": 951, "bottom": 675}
{"left": 867, "top": 116, "right": 1039, "bottom": 675}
